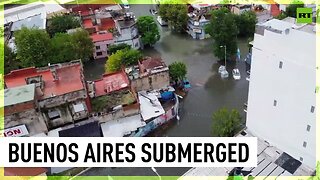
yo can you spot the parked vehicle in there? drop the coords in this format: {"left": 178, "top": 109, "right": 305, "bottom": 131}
{"left": 232, "top": 68, "right": 241, "bottom": 80}
{"left": 220, "top": 70, "right": 229, "bottom": 78}
{"left": 218, "top": 65, "right": 226, "bottom": 74}
{"left": 157, "top": 16, "right": 168, "bottom": 26}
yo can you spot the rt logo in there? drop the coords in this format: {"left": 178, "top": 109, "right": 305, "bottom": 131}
{"left": 297, "top": 8, "right": 313, "bottom": 23}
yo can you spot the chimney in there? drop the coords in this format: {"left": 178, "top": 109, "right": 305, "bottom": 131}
{"left": 50, "top": 67, "right": 59, "bottom": 81}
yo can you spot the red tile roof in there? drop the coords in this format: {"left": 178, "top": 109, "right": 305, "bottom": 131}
{"left": 83, "top": 19, "right": 94, "bottom": 28}
{"left": 4, "top": 167, "right": 48, "bottom": 176}
{"left": 5, "top": 63, "right": 85, "bottom": 99}
{"left": 99, "top": 18, "right": 115, "bottom": 31}
{"left": 94, "top": 71, "right": 129, "bottom": 96}
{"left": 139, "top": 57, "right": 166, "bottom": 71}
{"left": 90, "top": 33, "right": 113, "bottom": 42}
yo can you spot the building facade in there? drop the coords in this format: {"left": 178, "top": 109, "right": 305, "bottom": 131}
{"left": 126, "top": 57, "right": 170, "bottom": 92}
{"left": 246, "top": 19, "right": 316, "bottom": 168}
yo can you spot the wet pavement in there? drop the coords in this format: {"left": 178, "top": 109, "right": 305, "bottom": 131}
{"left": 82, "top": 4, "right": 250, "bottom": 176}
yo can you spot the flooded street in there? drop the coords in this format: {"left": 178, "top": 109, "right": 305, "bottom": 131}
{"left": 82, "top": 4, "right": 250, "bottom": 176}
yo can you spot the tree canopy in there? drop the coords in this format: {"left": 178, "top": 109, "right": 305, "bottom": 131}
{"left": 211, "top": 108, "right": 242, "bottom": 137}
{"left": 137, "top": 16, "right": 160, "bottom": 46}
{"left": 285, "top": 1, "right": 304, "bottom": 18}
{"left": 69, "top": 29, "right": 94, "bottom": 62}
{"left": 168, "top": 61, "right": 187, "bottom": 82}
{"left": 4, "top": 44, "right": 19, "bottom": 74}
{"left": 47, "top": 13, "right": 81, "bottom": 37}
{"left": 105, "top": 49, "right": 142, "bottom": 73}
{"left": 159, "top": 2, "right": 188, "bottom": 32}
{"left": 206, "top": 8, "right": 238, "bottom": 60}
{"left": 14, "top": 27, "right": 52, "bottom": 67}
{"left": 13, "top": 28, "right": 94, "bottom": 69}
{"left": 51, "top": 33, "right": 76, "bottom": 63}
{"left": 234, "top": 11, "right": 257, "bottom": 37}
{"left": 108, "top": 43, "right": 131, "bottom": 55}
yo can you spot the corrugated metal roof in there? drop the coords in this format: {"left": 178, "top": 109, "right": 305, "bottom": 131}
{"left": 4, "top": 84, "right": 35, "bottom": 107}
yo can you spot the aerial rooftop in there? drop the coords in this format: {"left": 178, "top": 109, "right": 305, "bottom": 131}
{"left": 138, "top": 91, "right": 165, "bottom": 121}
{"left": 11, "top": 13, "right": 46, "bottom": 31}
{"left": 4, "top": 83, "right": 35, "bottom": 107}
{"left": 179, "top": 129, "right": 314, "bottom": 177}
{"left": 94, "top": 71, "right": 130, "bottom": 96}
{"left": 5, "top": 61, "right": 85, "bottom": 99}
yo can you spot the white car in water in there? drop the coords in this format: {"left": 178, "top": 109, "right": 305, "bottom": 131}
{"left": 157, "top": 16, "right": 168, "bottom": 26}
{"left": 218, "top": 65, "right": 226, "bottom": 74}
{"left": 232, "top": 68, "right": 241, "bottom": 80}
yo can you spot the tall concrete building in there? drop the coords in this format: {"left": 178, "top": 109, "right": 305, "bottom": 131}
{"left": 246, "top": 18, "right": 316, "bottom": 169}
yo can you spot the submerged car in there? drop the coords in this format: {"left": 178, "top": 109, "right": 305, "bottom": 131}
{"left": 220, "top": 70, "right": 229, "bottom": 78}
{"left": 218, "top": 65, "right": 226, "bottom": 74}
{"left": 232, "top": 68, "right": 241, "bottom": 80}
{"left": 157, "top": 16, "right": 168, "bottom": 26}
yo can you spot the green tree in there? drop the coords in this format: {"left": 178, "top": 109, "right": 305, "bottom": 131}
{"left": 235, "top": 11, "right": 257, "bottom": 37}
{"left": 206, "top": 8, "right": 238, "bottom": 60}
{"left": 285, "top": 1, "right": 304, "bottom": 18}
{"left": 168, "top": 61, "right": 187, "bottom": 82}
{"left": 159, "top": 1, "right": 188, "bottom": 32}
{"left": 137, "top": 16, "right": 160, "bottom": 46}
{"left": 108, "top": 43, "right": 131, "bottom": 55}
{"left": 70, "top": 29, "right": 94, "bottom": 62}
{"left": 4, "top": 44, "right": 19, "bottom": 74}
{"left": 47, "top": 14, "right": 81, "bottom": 37}
{"left": 15, "top": 27, "right": 52, "bottom": 67}
{"left": 275, "top": 12, "right": 288, "bottom": 20}
{"left": 105, "top": 50, "right": 124, "bottom": 73}
{"left": 211, "top": 108, "right": 242, "bottom": 137}
{"left": 51, "top": 33, "right": 76, "bottom": 63}
{"left": 105, "top": 49, "right": 142, "bottom": 73}
{"left": 122, "top": 49, "right": 142, "bottom": 66}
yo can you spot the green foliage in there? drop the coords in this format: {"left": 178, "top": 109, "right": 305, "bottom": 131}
{"left": 137, "top": 16, "right": 160, "bottom": 46}
{"left": 108, "top": 43, "right": 131, "bottom": 55}
{"left": 168, "top": 61, "right": 187, "bottom": 82}
{"left": 285, "top": 1, "right": 304, "bottom": 18}
{"left": 159, "top": 2, "right": 188, "bottom": 32}
{"left": 275, "top": 12, "right": 288, "bottom": 20}
{"left": 206, "top": 8, "right": 238, "bottom": 60}
{"left": 234, "top": 11, "right": 257, "bottom": 37}
{"left": 51, "top": 33, "right": 76, "bottom": 63}
{"left": 4, "top": 44, "right": 19, "bottom": 74}
{"left": 69, "top": 29, "right": 94, "bottom": 62}
{"left": 91, "top": 96, "right": 111, "bottom": 112}
{"left": 105, "top": 49, "right": 142, "bottom": 73}
{"left": 211, "top": 108, "right": 242, "bottom": 137}
{"left": 15, "top": 27, "right": 52, "bottom": 67}
{"left": 14, "top": 28, "right": 93, "bottom": 68}
{"left": 47, "top": 13, "right": 81, "bottom": 37}
{"left": 106, "top": 50, "right": 124, "bottom": 73}
{"left": 122, "top": 49, "right": 143, "bottom": 66}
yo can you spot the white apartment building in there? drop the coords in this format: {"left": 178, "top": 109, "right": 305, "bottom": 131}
{"left": 246, "top": 19, "right": 316, "bottom": 169}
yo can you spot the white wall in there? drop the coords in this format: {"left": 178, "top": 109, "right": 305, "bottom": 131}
{"left": 246, "top": 23, "right": 316, "bottom": 169}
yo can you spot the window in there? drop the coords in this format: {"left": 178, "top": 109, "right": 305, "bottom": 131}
{"left": 303, "top": 141, "right": 307, "bottom": 148}
{"left": 273, "top": 100, "right": 277, "bottom": 106}
{"left": 96, "top": 52, "right": 103, "bottom": 56}
{"left": 306, "top": 125, "right": 311, "bottom": 132}
{"left": 96, "top": 46, "right": 100, "bottom": 50}
{"left": 311, "top": 106, "right": 315, "bottom": 113}
{"left": 279, "top": 61, "right": 283, "bottom": 69}
{"left": 47, "top": 109, "right": 60, "bottom": 120}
